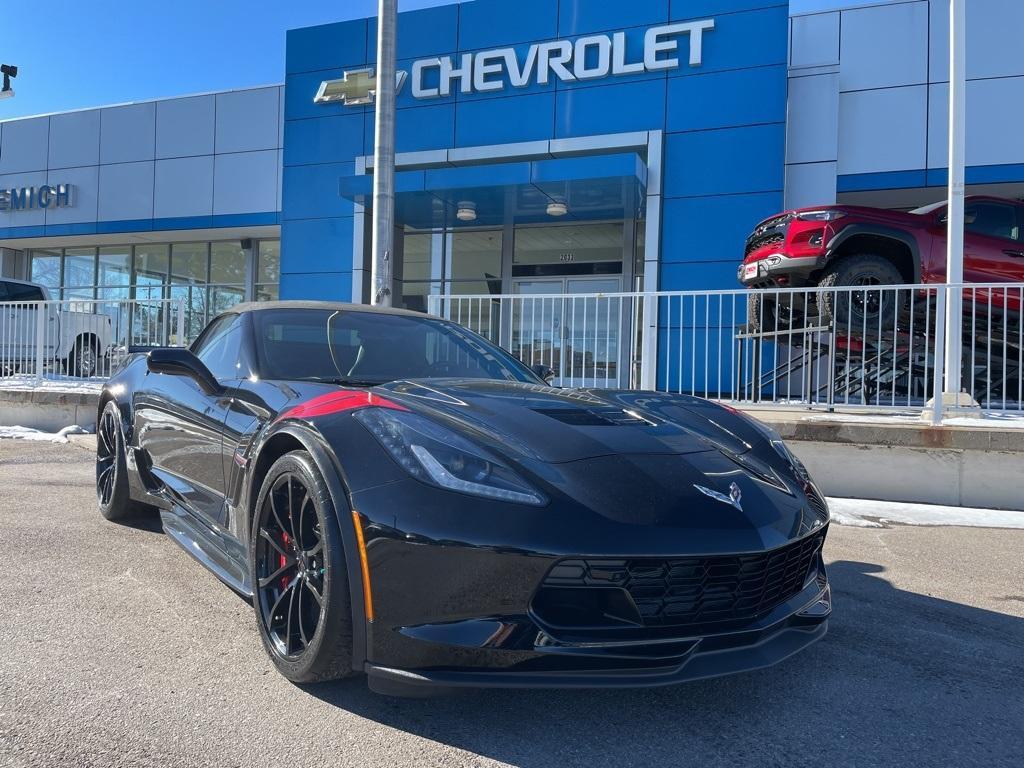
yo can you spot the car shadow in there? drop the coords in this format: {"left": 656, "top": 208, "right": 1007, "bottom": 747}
{"left": 303, "top": 559, "right": 1024, "bottom": 767}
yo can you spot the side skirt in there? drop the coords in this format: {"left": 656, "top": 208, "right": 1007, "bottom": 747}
{"left": 160, "top": 506, "right": 253, "bottom": 598}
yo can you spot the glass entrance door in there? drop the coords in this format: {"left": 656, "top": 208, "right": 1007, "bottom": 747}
{"left": 512, "top": 276, "right": 624, "bottom": 388}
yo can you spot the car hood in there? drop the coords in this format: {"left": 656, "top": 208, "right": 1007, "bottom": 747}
{"left": 369, "top": 380, "right": 823, "bottom": 548}
{"left": 378, "top": 379, "right": 760, "bottom": 464}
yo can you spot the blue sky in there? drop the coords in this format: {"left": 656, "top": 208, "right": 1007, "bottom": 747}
{"left": 1, "top": 0, "right": 869, "bottom": 120}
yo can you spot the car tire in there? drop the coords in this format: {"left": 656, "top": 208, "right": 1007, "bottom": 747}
{"left": 96, "top": 400, "right": 154, "bottom": 522}
{"left": 746, "top": 293, "right": 776, "bottom": 333}
{"left": 818, "top": 255, "right": 904, "bottom": 329}
{"left": 250, "top": 450, "right": 355, "bottom": 684}
{"left": 68, "top": 336, "right": 99, "bottom": 378}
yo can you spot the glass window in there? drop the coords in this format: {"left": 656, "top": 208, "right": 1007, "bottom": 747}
{"left": 134, "top": 245, "right": 169, "bottom": 301}
{"left": 257, "top": 240, "right": 280, "bottom": 285}
{"left": 396, "top": 281, "right": 440, "bottom": 314}
{"left": 211, "top": 285, "right": 245, "bottom": 315}
{"left": 171, "top": 243, "right": 208, "bottom": 285}
{"left": 171, "top": 244, "right": 210, "bottom": 340}
{"left": 63, "top": 247, "right": 97, "bottom": 297}
{"left": 30, "top": 250, "right": 61, "bottom": 290}
{"left": 210, "top": 241, "right": 246, "bottom": 287}
{"left": 3, "top": 281, "right": 45, "bottom": 301}
{"left": 194, "top": 313, "right": 245, "bottom": 381}
{"left": 253, "top": 308, "right": 535, "bottom": 384}
{"left": 98, "top": 247, "right": 131, "bottom": 299}
{"left": 451, "top": 230, "right": 501, "bottom": 281}
{"left": 513, "top": 223, "right": 624, "bottom": 265}
{"left": 965, "top": 203, "right": 1020, "bottom": 241}
{"left": 402, "top": 233, "right": 432, "bottom": 282}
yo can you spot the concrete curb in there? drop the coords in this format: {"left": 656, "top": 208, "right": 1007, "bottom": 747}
{"left": 0, "top": 389, "right": 99, "bottom": 432}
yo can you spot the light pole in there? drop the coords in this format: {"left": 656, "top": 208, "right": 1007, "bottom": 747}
{"left": 370, "top": 0, "right": 397, "bottom": 307}
{"left": 943, "top": 0, "right": 966, "bottom": 402}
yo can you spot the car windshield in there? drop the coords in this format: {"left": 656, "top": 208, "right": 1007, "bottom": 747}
{"left": 253, "top": 307, "right": 539, "bottom": 385}
{"left": 909, "top": 201, "right": 946, "bottom": 215}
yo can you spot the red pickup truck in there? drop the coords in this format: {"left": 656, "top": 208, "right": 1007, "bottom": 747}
{"left": 739, "top": 195, "right": 1024, "bottom": 328}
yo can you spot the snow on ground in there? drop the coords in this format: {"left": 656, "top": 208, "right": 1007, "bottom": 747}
{"left": 746, "top": 408, "right": 1024, "bottom": 429}
{"left": 0, "top": 375, "right": 103, "bottom": 394}
{"left": 0, "top": 425, "right": 91, "bottom": 443}
{"left": 827, "top": 496, "right": 1024, "bottom": 529}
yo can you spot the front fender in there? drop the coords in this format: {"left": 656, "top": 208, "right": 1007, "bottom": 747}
{"left": 245, "top": 419, "right": 369, "bottom": 671}
{"left": 825, "top": 223, "right": 923, "bottom": 282}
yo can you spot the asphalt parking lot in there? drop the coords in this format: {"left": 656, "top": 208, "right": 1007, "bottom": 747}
{"left": 1, "top": 440, "right": 1022, "bottom": 768}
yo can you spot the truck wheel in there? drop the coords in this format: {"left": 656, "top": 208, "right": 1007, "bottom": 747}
{"left": 68, "top": 336, "right": 99, "bottom": 378}
{"left": 747, "top": 293, "right": 777, "bottom": 333}
{"left": 818, "top": 255, "right": 903, "bottom": 330}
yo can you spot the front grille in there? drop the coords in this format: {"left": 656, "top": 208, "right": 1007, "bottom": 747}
{"left": 542, "top": 532, "right": 825, "bottom": 631}
{"left": 744, "top": 213, "right": 793, "bottom": 256}
{"left": 744, "top": 231, "right": 785, "bottom": 256}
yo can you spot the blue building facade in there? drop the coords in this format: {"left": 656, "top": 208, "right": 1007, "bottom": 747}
{"left": 281, "top": 0, "right": 789, "bottom": 304}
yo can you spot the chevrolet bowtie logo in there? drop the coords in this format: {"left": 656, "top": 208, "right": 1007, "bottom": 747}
{"left": 314, "top": 68, "right": 409, "bottom": 106}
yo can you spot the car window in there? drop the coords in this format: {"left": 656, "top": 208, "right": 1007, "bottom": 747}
{"left": 194, "top": 314, "right": 246, "bottom": 381}
{"left": 964, "top": 203, "right": 1020, "bottom": 241}
{"left": 253, "top": 308, "right": 538, "bottom": 384}
{"left": 1, "top": 282, "right": 44, "bottom": 301}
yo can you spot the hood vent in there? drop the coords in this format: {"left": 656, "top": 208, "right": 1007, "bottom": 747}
{"left": 534, "top": 407, "right": 652, "bottom": 427}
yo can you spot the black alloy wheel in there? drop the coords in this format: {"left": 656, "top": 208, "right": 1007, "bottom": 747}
{"left": 251, "top": 451, "right": 354, "bottom": 683}
{"left": 256, "top": 472, "right": 326, "bottom": 658}
{"left": 96, "top": 406, "right": 118, "bottom": 507}
{"left": 96, "top": 399, "right": 151, "bottom": 522}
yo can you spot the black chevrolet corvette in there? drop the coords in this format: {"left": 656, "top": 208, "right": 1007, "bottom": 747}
{"left": 97, "top": 301, "right": 831, "bottom": 693}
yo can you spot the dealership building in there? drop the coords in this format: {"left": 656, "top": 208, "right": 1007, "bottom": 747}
{"left": 0, "top": 0, "right": 1021, "bottom": 323}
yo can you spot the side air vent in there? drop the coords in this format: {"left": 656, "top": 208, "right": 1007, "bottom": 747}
{"left": 534, "top": 407, "right": 651, "bottom": 427}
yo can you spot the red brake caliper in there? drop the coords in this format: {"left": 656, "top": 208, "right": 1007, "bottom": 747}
{"left": 280, "top": 532, "right": 293, "bottom": 591}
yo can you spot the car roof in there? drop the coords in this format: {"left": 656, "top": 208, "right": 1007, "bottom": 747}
{"left": 229, "top": 300, "right": 436, "bottom": 319}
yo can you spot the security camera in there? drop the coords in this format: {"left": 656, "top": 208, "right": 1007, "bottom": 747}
{"left": 0, "top": 65, "right": 17, "bottom": 99}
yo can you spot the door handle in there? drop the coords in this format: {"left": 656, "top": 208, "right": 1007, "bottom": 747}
{"left": 1003, "top": 249, "right": 1024, "bottom": 257}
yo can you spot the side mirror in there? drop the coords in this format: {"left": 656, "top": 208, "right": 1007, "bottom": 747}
{"left": 147, "top": 348, "right": 222, "bottom": 395}
{"left": 530, "top": 363, "right": 557, "bottom": 385}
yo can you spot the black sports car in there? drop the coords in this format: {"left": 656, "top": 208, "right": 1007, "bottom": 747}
{"left": 97, "top": 301, "right": 831, "bottom": 693}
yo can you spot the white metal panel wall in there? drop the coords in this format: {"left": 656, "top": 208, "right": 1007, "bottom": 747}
{"left": 786, "top": 73, "right": 839, "bottom": 165}
{"left": 0, "top": 117, "right": 49, "bottom": 174}
{"left": 838, "top": 2, "right": 929, "bottom": 91}
{"left": 98, "top": 161, "right": 155, "bottom": 221}
{"left": 930, "top": 0, "right": 1024, "bottom": 81}
{"left": 0, "top": 86, "right": 283, "bottom": 229}
{"left": 155, "top": 95, "right": 216, "bottom": 159}
{"left": 45, "top": 165, "right": 99, "bottom": 225}
{"left": 215, "top": 88, "right": 280, "bottom": 154}
{"left": 100, "top": 103, "right": 156, "bottom": 164}
{"left": 154, "top": 156, "right": 215, "bottom": 219}
{"left": 838, "top": 86, "right": 928, "bottom": 175}
{"left": 47, "top": 110, "right": 101, "bottom": 170}
{"left": 789, "top": 12, "right": 839, "bottom": 69}
{"left": 0, "top": 171, "right": 46, "bottom": 227}
{"left": 928, "top": 77, "right": 1024, "bottom": 169}
{"left": 785, "top": 161, "right": 838, "bottom": 210}
{"left": 213, "top": 150, "right": 279, "bottom": 215}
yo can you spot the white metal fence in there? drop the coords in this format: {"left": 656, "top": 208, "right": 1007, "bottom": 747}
{"left": 430, "top": 283, "right": 1024, "bottom": 419}
{"left": 0, "top": 297, "right": 187, "bottom": 386}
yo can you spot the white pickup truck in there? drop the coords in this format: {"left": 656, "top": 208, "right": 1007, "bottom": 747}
{"left": 0, "top": 279, "right": 114, "bottom": 378}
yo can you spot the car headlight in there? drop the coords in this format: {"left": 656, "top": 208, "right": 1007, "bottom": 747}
{"left": 795, "top": 210, "right": 846, "bottom": 222}
{"left": 354, "top": 408, "right": 546, "bottom": 506}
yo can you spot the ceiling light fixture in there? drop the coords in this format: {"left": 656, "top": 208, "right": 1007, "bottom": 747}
{"left": 456, "top": 201, "right": 477, "bottom": 222}
{"left": 546, "top": 201, "right": 568, "bottom": 217}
